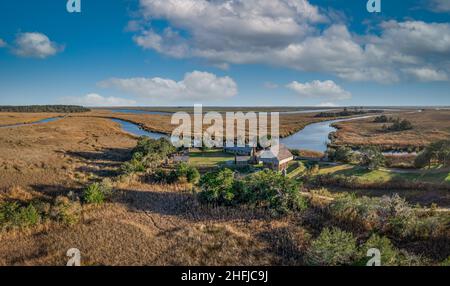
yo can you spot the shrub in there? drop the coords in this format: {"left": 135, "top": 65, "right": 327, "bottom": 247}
{"left": 176, "top": 163, "right": 200, "bottom": 184}
{"left": 377, "top": 194, "right": 415, "bottom": 236}
{"left": 374, "top": 115, "right": 389, "bottom": 123}
{"left": 133, "top": 137, "right": 176, "bottom": 159}
{"left": 359, "top": 235, "right": 400, "bottom": 266}
{"left": 328, "top": 146, "right": 357, "bottom": 163}
{"left": 240, "top": 170, "right": 308, "bottom": 215}
{"left": 120, "top": 159, "right": 146, "bottom": 175}
{"left": 305, "top": 227, "right": 358, "bottom": 266}
{"left": 358, "top": 146, "right": 385, "bottom": 170}
{"left": 50, "top": 196, "right": 82, "bottom": 226}
{"left": 151, "top": 168, "right": 176, "bottom": 184}
{"left": 198, "top": 168, "right": 236, "bottom": 205}
{"left": 0, "top": 201, "right": 42, "bottom": 230}
{"left": 83, "top": 183, "right": 105, "bottom": 204}
{"left": 382, "top": 118, "right": 413, "bottom": 132}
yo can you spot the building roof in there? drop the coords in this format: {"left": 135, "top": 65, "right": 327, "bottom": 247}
{"left": 258, "top": 144, "right": 293, "bottom": 162}
{"left": 224, "top": 146, "right": 254, "bottom": 153}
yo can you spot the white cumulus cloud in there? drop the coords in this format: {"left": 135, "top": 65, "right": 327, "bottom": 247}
{"left": 130, "top": 0, "right": 450, "bottom": 83}
{"left": 287, "top": 80, "right": 351, "bottom": 100}
{"left": 98, "top": 71, "right": 238, "bottom": 102}
{"left": 61, "top": 93, "right": 137, "bottom": 107}
{"left": 403, "top": 68, "right": 448, "bottom": 82}
{"left": 13, "top": 32, "right": 63, "bottom": 59}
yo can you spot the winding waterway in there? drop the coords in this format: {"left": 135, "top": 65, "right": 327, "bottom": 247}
{"left": 109, "top": 112, "right": 415, "bottom": 155}
{"left": 280, "top": 116, "right": 376, "bottom": 153}
{"left": 111, "top": 119, "right": 168, "bottom": 140}
{"left": 0, "top": 117, "right": 62, "bottom": 128}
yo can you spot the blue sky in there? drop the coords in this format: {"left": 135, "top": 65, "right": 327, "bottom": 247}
{"left": 0, "top": 0, "right": 449, "bottom": 106}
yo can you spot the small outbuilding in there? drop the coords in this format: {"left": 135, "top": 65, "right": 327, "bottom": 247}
{"left": 258, "top": 144, "right": 294, "bottom": 172}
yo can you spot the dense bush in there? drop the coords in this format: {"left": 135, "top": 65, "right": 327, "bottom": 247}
{"left": 358, "top": 146, "right": 385, "bottom": 170}
{"left": 121, "top": 137, "right": 177, "bottom": 175}
{"left": 120, "top": 159, "right": 146, "bottom": 175}
{"left": 305, "top": 227, "right": 358, "bottom": 266}
{"left": 199, "top": 168, "right": 236, "bottom": 205}
{"left": 382, "top": 118, "right": 413, "bottom": 132}
{"left": 198, "top": 169, "right": 308, "bottom": 215}
{"left": 0, "top": 201, "right": 41, "bottom": 230}
{"left": 239, "top": 170, "right": 308, "bottom": 215}
{"left": 150, "top": 164, "right": 200, "bottom": 184}
{"left": 176, "top": 163, "right": 200, "bottom": 184}
{"left": 83, "top": 180, "right": 113, "bottom": 205}
{"left": 133, "top": 137, "right": 176, "bottom": 160}
{"left": 83, "top": 183, "right": 105, "bottom": 204}
{"left": 328, "top": 194, "right": 446, "bottom": 239}
{"left": 327, "top": 146, "right": 357, "bottom": 163}
{"left": 373, "top": 115, "right": 389, "bottom": 123}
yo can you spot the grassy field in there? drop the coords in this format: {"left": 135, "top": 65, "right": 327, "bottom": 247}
{"left": 0, "top": 112, "right": 65, "bottom": 127}
{"left": 332, "top": 110, "right": 450, "bottom": 150}
{"left": 318, "top": 164, "right": 450, "bottom": 185}
{"left": 0, "top": 111, "right": 449, "bottom": 265}
{"left": 188, "top": 149, "right": 234, "bottom": 167}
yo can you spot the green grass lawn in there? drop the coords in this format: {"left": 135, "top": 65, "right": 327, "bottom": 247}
{"left": 318, "top": 164, "right": 450, "bottom": 184}
{"left": 188, "top": 149, "right": 235, "bottom": 167}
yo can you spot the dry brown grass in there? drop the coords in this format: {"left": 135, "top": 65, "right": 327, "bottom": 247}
{"left": 0, "top": 112, "right": 64, "bottom": 126}
{"left": 0, "top": 181, "right": 310, "bottom": 266}
{"left": 0, "top": 115, "right": 136, "bottom": 192}
{"left": 1, "top": 111, "right": 448, "bottom": 266}
{"left": 332, "top": 110, "right": 450, "bottom": 150}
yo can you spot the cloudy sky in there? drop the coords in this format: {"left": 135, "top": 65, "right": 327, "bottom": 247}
{"left": 0, "top": 0, "right": 449, "bottom": 106}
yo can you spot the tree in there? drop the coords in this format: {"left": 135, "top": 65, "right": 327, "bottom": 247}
{"left": 415, "top": 140, "right": 450, "bottom": 168}
{"left": 359, "top": 146, "right": 385, "bottom": 170}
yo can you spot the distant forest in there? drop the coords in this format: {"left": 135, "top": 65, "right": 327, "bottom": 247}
{"left": 0, "top": 105, "right": 90, "bottom": 113}
{"left": 315, "top": 108, "right": 383, "bottom": 118}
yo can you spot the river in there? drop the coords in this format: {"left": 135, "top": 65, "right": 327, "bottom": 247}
{"left": 111, "top": 119, "right": 168, "bottom": 140}
{"left": 280, "top": 116, "right": 377, "bottom": 153}
{"left": 0, "top": 117, "right": 62, "bottom": 128}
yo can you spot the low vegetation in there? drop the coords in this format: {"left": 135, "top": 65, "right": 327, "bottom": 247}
{"left": 315, "top": 108, "right": 382, "bottom": 118}
{"left": 0, "top": 194, "right": 82, "bottom": 231}
{"left": 199, "top": 169, "right": 308, "bottom": 216}
{"left": 382, "top": 118, "right": 414, "bottom": 132}
{"left": 0, "top": 105, "right": 90, "bottom": 113}
{"left": 327, "top": 146, "right": 385, "bottom": 170}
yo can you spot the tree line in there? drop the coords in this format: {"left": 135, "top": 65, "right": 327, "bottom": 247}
{"left": 315, "top": 108, "right": 382, "bottom": 118}
{"left": 0, "top": 105, "right": 90, "bottom": 113}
